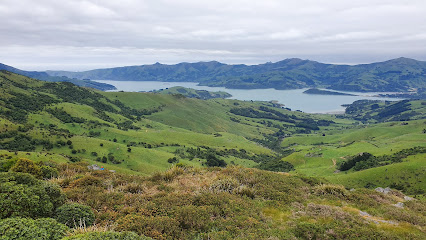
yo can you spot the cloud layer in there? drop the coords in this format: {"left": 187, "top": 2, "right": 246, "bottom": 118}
{"left": 1, "top": 0, "right": 426, "bottom": 70}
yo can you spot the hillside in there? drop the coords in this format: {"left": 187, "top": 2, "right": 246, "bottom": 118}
{"left": 0, "top": 70, "right": 330, "bottom": 175}
{"left": 152, "top": 86, "right": 232, "bottom": 99}
{"left": 342, "top": 99, "right": 426, "bottom": 123}
{"left": 47, "top": 57, "right": 426, "bottom": 93}
{"left": 0, "top": 71, "right": 425, "bottom": 239}
{"left": 0, "top": 63, "right": 116, "bottom": 91}
{"left": 1, "top": 71, "right": 425, "bottom": 190}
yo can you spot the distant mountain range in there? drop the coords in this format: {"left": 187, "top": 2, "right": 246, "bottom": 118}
{"left": 46, "top": 57, "right": 426, "bottom": 92}
{"left": 0, "top": 63, "right": 116, "bottom": 91}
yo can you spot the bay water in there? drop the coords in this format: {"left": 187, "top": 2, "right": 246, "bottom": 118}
{"left": 94, "top": 80, "right": 398, "bottom": 113}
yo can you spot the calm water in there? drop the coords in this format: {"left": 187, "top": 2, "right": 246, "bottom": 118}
{"left": 95, "top": 80, "right": 398, "bottom": 113}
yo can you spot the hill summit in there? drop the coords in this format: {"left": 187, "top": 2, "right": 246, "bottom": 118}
{"left": 46, "top": 57, "right": 426, "bottom": 92}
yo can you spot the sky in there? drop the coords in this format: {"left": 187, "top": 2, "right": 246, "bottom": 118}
{"left": 1, "top": 0, "right": 426, "bottom": 71}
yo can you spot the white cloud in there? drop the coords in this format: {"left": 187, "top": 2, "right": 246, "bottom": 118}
{"left": 0, "top": 0, "right": 425, "bottom": 70}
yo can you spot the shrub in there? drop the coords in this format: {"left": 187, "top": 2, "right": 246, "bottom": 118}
{"left": 209, "top": 177, "right": 240, "bottom": 193}
{"left": 116, "top": 215, "right": 180, "bottom": 239}
{"left": 204, "top": 153, "right": 227, "bottom": 167}
{"left": 63, "top": 231, "right": 151, "bottom": 240}
{"left": 233, "top": 185, "right": 256, "bottom": 199}
{"left": 0, "top": 172, "right": 65, "bottom": 219}
{"left": 9, "top": 158, "right": 42, "bottom": 178}
{"left": 314, "top": 184, "right": 348, "bottom": 198}
{"left": 41, "top": 165, "right": 59, "bottom": 179}
{"left": 0, "top": 158, "right": 17, "bottom": 172}
{"left": 0, "top": 217, "right": 68, "bottom": 240}
{"left": 150, "top": 166, "right": 186, "bottom": 182}
{"left": 175, "top": 205, "right": 210, "bottom": 231}
{"left": 256, "top": 159, "right": 294, "bottom": 172}
{"left": 293, "top": 222, "right": 325, "bottom": 239}
{"left": 167, "top": 157, "right": 178, "bottom": 163}
{"left": 123, "top": 182, "right": 145, "bottom": 194}
{"left": 55, "top": 203, "right": 95, "bottom": 228}
{"left": 339, "top": 152, "right": 373, "bottom": 171}
{"left": 70, "top": 175, "right": 103, "bottom": 188}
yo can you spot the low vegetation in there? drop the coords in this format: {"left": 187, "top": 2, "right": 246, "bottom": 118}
{"left": 1, "top": 158, "right": 425, "bottom": 239}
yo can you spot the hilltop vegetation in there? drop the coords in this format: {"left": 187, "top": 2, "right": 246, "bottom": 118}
{"left": 342, "top": 99, "right": 426, "bottom": 123}
{"left": 152, "top": 86, "right": 232, "bottom": 100}
{"left": 303, "top": 88, "right": 356, "bottom": 96}
{"left": 0, "top": 71, "right": 425, "bottom": 239}
{"left": 47, "top": 57, "right": 426, "bottom": 93}
{"left": 1, "top": 159, "right": 425, "bottom": 239}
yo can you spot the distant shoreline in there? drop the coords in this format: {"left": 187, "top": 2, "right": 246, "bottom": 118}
{"left": 303, "top": 88, "right": 357, "bottom": 96}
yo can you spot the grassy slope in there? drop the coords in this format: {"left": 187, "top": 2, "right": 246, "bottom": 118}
{"left": 154, "top": 86, "right": 232, "bottom": 99}
{"left": 1, "top": 72, "right": 279, "bottom": 175}
{"left": 1, "top": 71, "right": 425, "bottom": 196}
{"left": 1, "top": 71, "right": 426, "bottom": 239}
{"left": 282, "top": 120, "right": 426, "bottom": 195}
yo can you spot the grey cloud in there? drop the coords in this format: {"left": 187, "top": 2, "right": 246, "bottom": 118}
{"left": 1, "top": 0, "right": 425, "bottom": 70}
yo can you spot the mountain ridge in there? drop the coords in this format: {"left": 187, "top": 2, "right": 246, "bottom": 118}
{"left": 46, "top": 57, "right": 426, "bottom": 93}
{"left": 0, "top": 63, "right": 116, "bottom": 91}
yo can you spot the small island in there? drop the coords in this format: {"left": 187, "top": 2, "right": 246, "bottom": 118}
{"left": 153, "top": 86, "right": 232, "bottom": 100}
{"left": 303, "top": 88, "right": 357, "bottom": 96}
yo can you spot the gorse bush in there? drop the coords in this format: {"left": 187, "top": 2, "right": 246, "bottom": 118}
{"left": 55, "top": 203, "right": 95, "bottom": 228}
{"left": 9, "top": 158, "right": 42, "bottom": 178}
{"left": 314, "top": 184, "right": 348, "bottom": 198}
{"left": 0, "top": 157, "right": 16, "bottom": 172}
{"left": 116, "top": 215, "right": 180, "bottom": 239}
{"left": 209, "top": 177, "right": 240, "bottom": 193}
{"left": 63, "top": 231, "right": 152, "bottom": 240}
{"left": 41, "top": 165, "right": 59, "bottom": 179}
{"left": 0, "top": 217, "right": 68, "bottom": 240}
{"left": 70, "top": 175, "right": 103, "bottom": 188}
{"left": 36, "top": 162, "right": 426, "bottom": 239}
{"left": 0, "top": 172, "right": 65, "bottom": 219}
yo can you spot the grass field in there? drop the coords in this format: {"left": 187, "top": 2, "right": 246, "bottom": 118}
{"left": 1, "top": 71, "right": 425, "bottom": 197}
{"left": 282, "top": 119, "right": 426, "bottom": 195}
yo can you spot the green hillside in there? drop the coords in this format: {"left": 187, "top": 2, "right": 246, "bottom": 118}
{"left": 0, "top": 63, "right": 116, "bottom": 91}
{"left": 1, "top": 71, "right": 425, "bottom": 239}
{"left": 281, "top": 119, "right": 426, "bottom": 196}
{"left": 1, "top": 70, "right": 425, "bottom": 188}
{"left": 341, "top": 99, "right": 426, "bottom": 123}
{"left": 153, "top": 86, "right": 232, "bottom": 99}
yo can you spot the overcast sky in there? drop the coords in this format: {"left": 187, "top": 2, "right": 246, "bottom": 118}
{"left": 1, "top": 0, "right": 426, "bottom": 71}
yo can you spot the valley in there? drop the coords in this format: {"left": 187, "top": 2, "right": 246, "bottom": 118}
{"left": 1, "top": 70, "right": 425, "bottom": 239}
{"left": 2, "top": 1, "right": 425, "bottom": 239}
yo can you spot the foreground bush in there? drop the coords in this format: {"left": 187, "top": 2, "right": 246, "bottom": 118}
{"left": 55, "top": 203, "right": 95, "bottom": 228}
{"left": 0, "top": 217, "right": 68, "bottom": 240}
{"left": 60, "top": 165, "right": 426, "bottom": 239}
{"left": 9, "top": 158, "right": 42, "bottom": 177}
{"left": 0, "top": 172, "right": 65, "bottom": 219}
{"left": 63, "top": 231, "right": 152, "bottom": 240}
